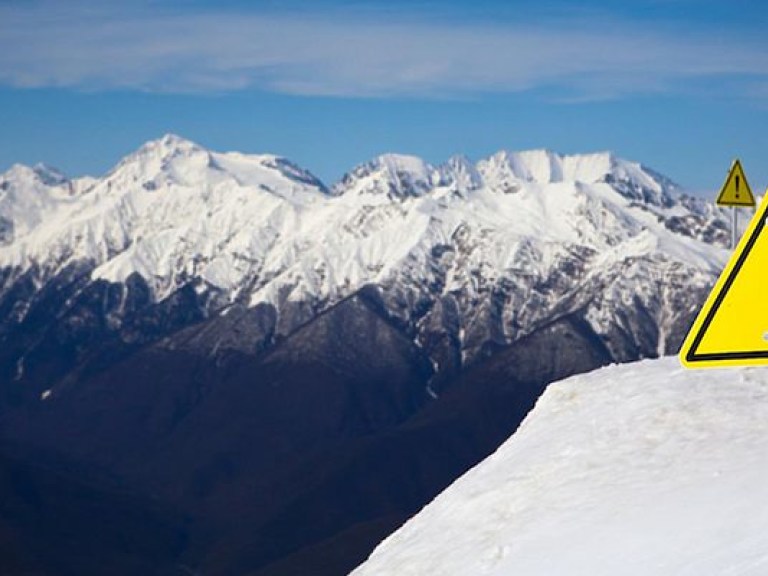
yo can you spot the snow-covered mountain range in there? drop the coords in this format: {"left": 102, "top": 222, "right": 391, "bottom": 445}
{"left": 0, "top": 135, "right": 743, "bottom": 576}
{"left": 0, "top": 134, "right": 730, "bottom": 376}
{"left": 350, "top": 357, "right": 768, "bottom": 576}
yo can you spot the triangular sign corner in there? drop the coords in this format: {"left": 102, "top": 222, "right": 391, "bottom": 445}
{"left": 680, "top": 195, "right": 768, "bottom": 368}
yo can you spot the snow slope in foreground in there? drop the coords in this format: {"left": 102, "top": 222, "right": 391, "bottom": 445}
{"left": 351, "top": 357, "right": 768, "bottom": 576}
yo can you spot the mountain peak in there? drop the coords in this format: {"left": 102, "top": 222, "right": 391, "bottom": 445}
{"left": 0, "top": 163, "right": 74, "bottom": 245}
{"left": 442, "top": 155, "right": 482, "bottom": 192}
{"left": 143, "top": 133, "right": 203, "bottom": 154}
{"left": 2, "top": 163, "right": 70, "bottom": 187}
{"left": 100, "top": 134, "right": 218, "bottom": 191}
{"left": 104, "top": 135, "right": 331, "bottom": 196}
{"left": 122, "top": 133, "right": 207, "bottom": 166}
{"left": 479, "top": 149, "right": 619, "bottom": 186}
{"left": 375, "top": 152, "right": 432, "bottom": 171}
{"left": 334, "top": 153, "right": 439, "bottom": 198}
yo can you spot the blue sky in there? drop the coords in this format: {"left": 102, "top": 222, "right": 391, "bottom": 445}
{"left": 1, "top": 0, "right": 767, "bottom": 195}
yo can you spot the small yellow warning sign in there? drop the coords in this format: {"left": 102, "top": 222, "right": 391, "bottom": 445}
{"left": 716, "top": 159, "right": 755, "bottom": 207}
{"left": 680, "top": 194, "right": 768, "bottom": 368}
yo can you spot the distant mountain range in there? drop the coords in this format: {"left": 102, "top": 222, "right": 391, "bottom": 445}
{"left": 0, "top": 135, "right": 731, "bottom": 575}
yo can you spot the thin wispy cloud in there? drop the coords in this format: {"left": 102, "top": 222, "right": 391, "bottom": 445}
{"left": 1, "top": 1, "right": 766, "bottom": 100}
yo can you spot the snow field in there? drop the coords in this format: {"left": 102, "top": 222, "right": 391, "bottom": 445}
{"left": 351, "top": 357, "right": 768, "bottom": 576}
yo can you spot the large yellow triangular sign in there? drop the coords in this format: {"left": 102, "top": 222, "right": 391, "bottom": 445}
{"left": 716, "top": 159, "right": 755, "bottom": 207}
{"left": 680, "top": 194, "right": 768, "bottom": 368}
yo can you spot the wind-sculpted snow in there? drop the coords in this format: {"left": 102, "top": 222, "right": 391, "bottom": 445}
{"left": 0, "top": 135, "right": 732, "bottom": 365}
{"left": 351, "top": 357, "right": 768, "bottom": 576}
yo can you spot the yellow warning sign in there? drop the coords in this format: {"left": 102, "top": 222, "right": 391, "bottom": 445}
{"left": 716, "top": 159, "right": 755, "bottom": 207}
{"left": 680, "top": 194, "right": 768, "bottom": 368}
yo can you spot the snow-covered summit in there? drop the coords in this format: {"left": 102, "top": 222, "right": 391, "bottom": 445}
{"left": 477, "top": 149, "right": 615, "bottom": 184}
{"left": 102, "top": 134, "right": 328, "bottom": 195}
{"left": 0, "top": 162, "right": 71, "bottom": 192}
{"left": 136, "top": 132, "right": 204, "bottom": 157}
{"left": 475, "top": 149, "right": 675, "bottom": 206}
{"left": 0, "top": 162, "right": 79, "bottom": 245}
{"left": 443, "top": 154, "right": 483, "bottom": 192}
{"left": 351, "top": 357, "right": 768, "bottom": 576}
{"left": 334, "top": 153, "right": 442, "bottom": 199}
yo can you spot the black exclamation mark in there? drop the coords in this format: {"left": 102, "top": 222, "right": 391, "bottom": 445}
{"left": 736, "top": 175, "right": 740, "bottom": 199}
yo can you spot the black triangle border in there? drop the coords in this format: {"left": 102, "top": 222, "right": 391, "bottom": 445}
{"left": 686, "top": 201, "right": 767, "bottom": 362}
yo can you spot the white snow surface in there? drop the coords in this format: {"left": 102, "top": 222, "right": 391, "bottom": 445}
{"left": 350, "top": 357, "right": 768, "bottom": 576}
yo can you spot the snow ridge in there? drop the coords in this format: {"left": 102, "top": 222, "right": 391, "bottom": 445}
{"left": 350, "top": 357, "right": 768, "bottom": 576}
